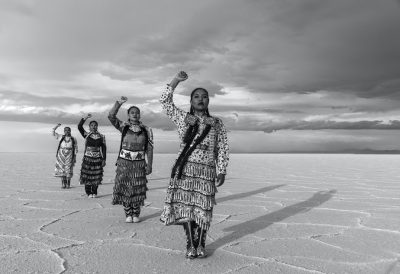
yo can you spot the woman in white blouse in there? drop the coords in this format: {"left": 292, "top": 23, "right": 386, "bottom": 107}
{"left": 52, "top": 124, "right": 78, "bottom": 189}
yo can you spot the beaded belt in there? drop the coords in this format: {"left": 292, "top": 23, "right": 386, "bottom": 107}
{"left": 85, "top": 146, "right": 101, "bottom": 158}
{"left": 119, "top": 149, "right": 145, "bottom": 161}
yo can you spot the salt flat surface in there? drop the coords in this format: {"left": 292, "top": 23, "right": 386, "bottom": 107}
{"left": 1, "top": 153, "right": 400, "bottom": 274}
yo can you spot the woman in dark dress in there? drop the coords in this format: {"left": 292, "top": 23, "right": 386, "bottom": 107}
{"left": 78, "top": 113, "right": 107, "bottom": 198}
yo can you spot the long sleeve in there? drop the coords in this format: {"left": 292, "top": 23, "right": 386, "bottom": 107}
{"left": 74, "top": 137, "right": 78, "bottom": 154}
{"left": 146, "top": 145, "right": 153, "bottom": 168}
{"left": 215, "top": 119, "right": 229, "bottom": 175}
{"left": 78, "top": 118, "right": 88, "bottom": 138}
{"left": 145, "top": 127, "right": 154, "bottom": 167}
{"left": 108, "top": 101, "right": 124, "bottom": 133}
{"left": 101, "top": 135, "right": 107, "bottom": 161}
{"left": 52, "top": 128, "right": 61, "bottom": 140}
{"left": 160, "top": 85, "right": 188, "bottom": 140}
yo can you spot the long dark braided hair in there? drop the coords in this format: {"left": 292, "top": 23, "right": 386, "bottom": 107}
{"left": 171, "top": 88, "right": 212, "bottom": 179}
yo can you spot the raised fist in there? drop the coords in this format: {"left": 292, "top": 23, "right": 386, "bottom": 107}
{"left": 175, "top": 71, "right": 188, "bottom": 82}
{"left": 118, "top": 96, "right": 128, "bottom": 104}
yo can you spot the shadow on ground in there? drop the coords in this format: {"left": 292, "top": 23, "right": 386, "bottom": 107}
{"left": 217, "top": 184, "right": 285, "bottom": 204}
{"left": 208, "top": 189, "right": 337, "bottom": 255}
{"left": 141, "top": 184, "right": 285, "bottom": 222}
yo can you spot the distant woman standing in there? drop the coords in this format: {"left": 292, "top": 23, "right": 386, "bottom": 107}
{"left": 53, "top": 124, "right": 78, "bottom": 189}
{"left": 160, "top": 71, "right": 229, "bottom": 259}
{"left": 108, "top": 96, "right": 153, "bottom": 223}
{"left": 78, "top": 114, "right": 107, "bottom": 198}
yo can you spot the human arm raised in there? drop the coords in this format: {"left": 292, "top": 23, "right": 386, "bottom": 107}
{"left": 78, "top": 113, "right": 92, "bottom": 138}
{"left": 108, "top": 96, "right": 128, "bottom": 132}
{"left": 52, "top": 123, "right": 62, "bottom": 139}
{"left": 160, "top": 71, "right": 190, "bottom": 139}
{"left": 168, "top": 71, "right": 188, "bottom": 90}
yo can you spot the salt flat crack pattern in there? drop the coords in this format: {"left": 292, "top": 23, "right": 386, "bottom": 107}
{"left": 2, "top": 154, "right": 400, "bottom": 273}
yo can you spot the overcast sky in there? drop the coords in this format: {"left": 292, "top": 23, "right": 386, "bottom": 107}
{"left": 1, "top": 0, "right": 400, "bottom": 153}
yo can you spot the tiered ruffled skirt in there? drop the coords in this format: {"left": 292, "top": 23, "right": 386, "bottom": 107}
{"left": 79, "top": 156, "right": 103, "bottom": 186}
{"left": 112, "top": 158, "right": 148, "bottom": 207}
{"left": 160, "top": 161, "right": 217, "bottom": 231}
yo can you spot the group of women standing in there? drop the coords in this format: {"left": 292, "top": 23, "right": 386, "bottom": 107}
{"left": 53, "top": 114, "right": 107, "bottom": 197}
{"left": 52, "top": 71, "right": 229, "bottom": 259}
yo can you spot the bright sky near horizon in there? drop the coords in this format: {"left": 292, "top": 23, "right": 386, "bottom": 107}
{"left": 1, "top": 0, "right": 400, "bottom": 153}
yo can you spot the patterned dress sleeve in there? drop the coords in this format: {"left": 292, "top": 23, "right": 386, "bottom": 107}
{"left": 108, "top": 101, "right": 125, "bottom": 133}
{"left": 74, "top": 137, "right": 78, "bottom": 154}
{"left": 215, "top": 118, "right": 229, "bottom": 175}
{"left": 160, "top": 85, "right": 188, "bottom": 140}
{"left": 52, "top": 128, "right": 61, "bottom": 140}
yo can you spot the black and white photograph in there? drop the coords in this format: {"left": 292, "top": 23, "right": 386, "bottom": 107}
{"left": 1, "top": 0, "right": 400, "bottom": 273}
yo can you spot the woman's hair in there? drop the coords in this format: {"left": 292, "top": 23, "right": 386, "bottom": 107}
{"left": 89, "top": 120, "right": 98, "bottom": 127}
{"left": 64, "top": 126, "right": 71, "bottom": 131}
{"left": 171, "top": 87, "right": 212, "bottom": 179}
{"left": 189, "top": 87, "right": 210, "bottom": 116}
{"left": 127, "top": 106, "right": 140, "bottom": 114}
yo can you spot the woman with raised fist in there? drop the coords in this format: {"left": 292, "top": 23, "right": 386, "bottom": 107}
{"left": 160, "top": 71, "right": 229, "bottom": 259}
{"left": 78, "top": 114, "right": 107, "bottom": 198}
{"left": 108, "top": 96, "right": 153, "bottom": 223}
{"left": 52, "top": 124, "right": 78, "bottom": 189}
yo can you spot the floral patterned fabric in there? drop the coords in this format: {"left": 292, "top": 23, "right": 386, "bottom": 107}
{"left": 160, "top": 85, "right": 229, "bottom": 230}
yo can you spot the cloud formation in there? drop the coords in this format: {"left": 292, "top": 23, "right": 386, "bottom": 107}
{"left": 1, "top": 0, "right": 400, "bottom": 152}
{"left": 262, "top": 120, "right": 400, "bottom": 133}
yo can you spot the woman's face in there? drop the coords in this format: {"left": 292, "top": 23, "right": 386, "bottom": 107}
{"left": 64, "top": 127, "right": 71, "bottom": 136}
{"left": 89, "top": 122, "right": 98, "bottom": 132}
{"left": 191, "top": 89, "right": 209, "bottom": 112}
{"left": 128, "top": 107, "right": 141, "bottom": 123}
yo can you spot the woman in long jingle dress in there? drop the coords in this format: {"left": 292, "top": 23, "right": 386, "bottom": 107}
{"left": 78, "top": 114, "right": 107, "bottom": 198}
{"left": 108, "top": 96, "right": 153, "bottom": 223}
{"left": 160, "top": 71, "right": 229, "bottom": 259}
{"left": 53, "top": 124, "right": 78, "bottom": 189}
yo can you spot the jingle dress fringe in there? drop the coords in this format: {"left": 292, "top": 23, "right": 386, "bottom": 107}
{"left": 159, "top": 85, "right": 229, "bottom": 231}
{"left": 160, "top": 161, "right": 217, "bottom": 231}
{"left": 79, "top": 156, "right": 103, "bottom": 186}
{"left": 112, "top": 158, "right": 148, "bottom": 207}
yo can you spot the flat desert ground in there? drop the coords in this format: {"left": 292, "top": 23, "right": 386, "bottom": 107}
{"left": 1, "top": 153, "right": 400, "bottom": 274}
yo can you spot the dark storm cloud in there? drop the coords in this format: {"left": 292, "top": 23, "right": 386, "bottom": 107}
{"left": 178, "top": 81, "right": 226, "bottom": 97}
{"left": 1, "top": 0, "right": 400, "bottom": 133}
{"left": 0, "top": 110, "right": 82, "bottom": 125}
{"left": 263, "top": 108, "right": 305, "bottom": 114}
{"left": 0, "top": 90, "right": 88, "bottom": 106}
{"left": 0, "top": 89, "right": 150, "bottom": 107}
{"left": 262, "top": 120, "right": 400, "bottom": 133}
{"left": 209, "top": 0, "right": 400, "bottom": 99}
